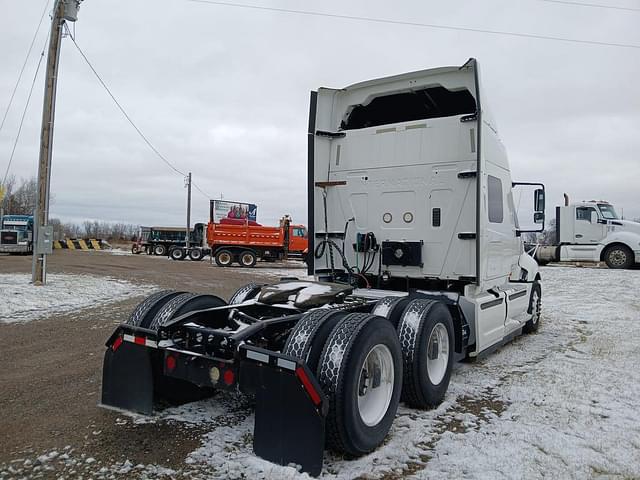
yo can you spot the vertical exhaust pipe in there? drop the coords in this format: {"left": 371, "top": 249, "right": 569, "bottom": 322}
{"left": 563, "top": 193, "right": 569, "bottom": 206}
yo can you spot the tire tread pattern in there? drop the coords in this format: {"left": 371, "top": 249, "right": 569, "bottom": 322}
{"left": 229, "top": 282, "right": 265, "bottom": 305}
{"left": 126, "top": 290, "right": 179, "bottom": 327}
{"left": 397, "top": 299, "right": 437, "bottom": 406}
{"left": 283, "top": 310, "right": 340, "bottom": 362}
{"left": 317, "top": 313, "right": 373, "bottom": 453}
{"left": 149, "top": 292, "right": 197, "bottom": 330}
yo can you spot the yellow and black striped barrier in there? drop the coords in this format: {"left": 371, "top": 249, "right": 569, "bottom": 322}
{"left": 53, "top": 238, "right": 105, "bottom": 250}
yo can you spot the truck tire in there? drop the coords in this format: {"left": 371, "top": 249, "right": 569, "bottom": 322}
{"left": 149, "top": 293, "right": 227, "bottom": 330}
{"left": 604, "top": 244, "right": 633, "bottom": 269}
{"left": 215, "top": 249, "right": 234, "bottom": 267}
{"left": 317, "top": 313, "right": 402, "bottom": 456}
{"left": 127, "top": 290, "right": 185, "bottom": 328}
{"left": 397, "top": 299, "right": 454, "bottom": 409}
{"left": 229, "top": 282, "right": 265, "bottom": 304}
{"left": 169, "top": 247, "right": 185, "bottom": 261}
{"left": 131, "top": 244, "right": 140, "bottom": 254}
{"left": 372, "top": 296, "right": 412, "bottom": 328}
{"left": 283, "top": 310, "right": 346, "bottom": 373}
{"left": 523, "top": 281, "right": 542, "bottom": 334}
{"left": 153, "top": 244, "right": 167, "bottom": 256}
{"left": 239, "top": 250, "right": 257, "bottom": 268}
{"left": 149, "top": 294, "right": 225, "bottom": 405}
{"left": 189, "top": 248, "right": 205, "bottom": 261}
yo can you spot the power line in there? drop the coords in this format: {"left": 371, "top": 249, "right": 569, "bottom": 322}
{"left": 187, "top": 0, "right": 640, "bottom": 49}
{"left": 0, "top": 0, "right": 51, "bottom": 136}
{"left": 2, "top": 36, "right": 48, "bottom": 187}
{"left": 536, "top": 0, "right": 640, "bottom": 12}
{"left": 66, "top": 27, "right": 184, "bottom": 176}
{"left": 192, "top": 182, "right": 210, "bottom": 199}
{"left": 66, "top": 25, "right": 213, "bottom": 199}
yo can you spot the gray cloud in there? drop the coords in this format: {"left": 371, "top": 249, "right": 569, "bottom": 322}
{"left": 1, "top": 0, "right": 639, "bottom": 229}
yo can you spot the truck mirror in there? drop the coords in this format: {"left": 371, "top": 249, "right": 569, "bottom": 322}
{"left": 590, "top": 211, "right": 598, "bottom": 224}
{"left": 534, "top": 189, "right": 545, "bottom": 212}
{"left": 534, "top": 212, "right": 545, "bottom": 224}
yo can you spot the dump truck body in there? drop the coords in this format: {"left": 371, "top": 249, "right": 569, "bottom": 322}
{"left": 132, "top": 224, "right": 205, "bottom": 256}
{"left": 205, "top": 217, "right": 308, "bottom": 266}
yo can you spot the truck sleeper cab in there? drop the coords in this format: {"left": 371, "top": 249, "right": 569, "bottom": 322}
{"left": 100, "top": 59, "right": 544, "bottom": 476}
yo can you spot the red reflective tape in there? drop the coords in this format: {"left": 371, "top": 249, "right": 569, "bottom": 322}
{"left": 111, "top": 336, "right": 123, "bottom": 351}
{"left": 134, "top": 336, "right": 146, "bottom": 346}
{"left": 295, "top": 367, "right": 322, "bottom": 406}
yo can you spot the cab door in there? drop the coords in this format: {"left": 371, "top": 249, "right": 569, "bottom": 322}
{"left": 574, "top": 206, "right": 606, "bottom": 244}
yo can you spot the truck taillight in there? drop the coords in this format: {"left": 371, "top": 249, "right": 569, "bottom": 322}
{"left": 166, "top": 355, "right": 177, "bottom": 372}
{"left": 223, "top": 369, "right": 235, "bottom": 386}
{"left": 111, "top": 336, "right": 123, "bottom": 351}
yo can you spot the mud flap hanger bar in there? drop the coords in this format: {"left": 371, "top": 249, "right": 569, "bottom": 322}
{"left": 239, "top": 345, "right": 328, "bottom": 477}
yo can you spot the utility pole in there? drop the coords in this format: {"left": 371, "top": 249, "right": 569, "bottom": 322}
{"left": 185, "top": 172, "right": 192, "bottom": 248}
{"left": 32, "top": 0, "right": 81, "bottom": 285}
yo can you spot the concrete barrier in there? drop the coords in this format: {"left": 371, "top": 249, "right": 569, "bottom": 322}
{"left": 53, "top": 239, "right": 105, "bottom": 250}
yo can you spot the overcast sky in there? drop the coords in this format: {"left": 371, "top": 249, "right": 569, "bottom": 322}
{"left": 1, "top": 0, "right": 639, "bottom": 227}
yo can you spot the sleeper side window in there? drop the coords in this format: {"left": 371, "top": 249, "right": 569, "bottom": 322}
{"left": 488, "top": 175, "right": 503, "bottom": 223}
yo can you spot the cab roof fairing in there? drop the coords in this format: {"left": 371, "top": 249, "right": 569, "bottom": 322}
{"left": 315, "top": 58, "right": 501, "bottom": 135}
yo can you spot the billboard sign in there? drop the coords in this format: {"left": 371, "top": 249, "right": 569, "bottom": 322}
{"left": 210, "top": 200, "right": 257, "bottom": 223}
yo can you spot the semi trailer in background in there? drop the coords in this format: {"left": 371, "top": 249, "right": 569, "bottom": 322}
{"left": 0, "top": 214, "right": 34, "bottom": 254}
{"left": 101, "top": 59, "right": 546, "bottom": 475}
{"left": 532, "top": 196, "right": 640, "bottom": 269}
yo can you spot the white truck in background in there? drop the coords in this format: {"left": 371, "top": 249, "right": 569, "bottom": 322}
{"left": 533, "top": 195, "right": 640, "bottom": 269}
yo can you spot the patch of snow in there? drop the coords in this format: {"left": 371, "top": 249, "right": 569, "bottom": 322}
{"left": 237, "top": 263, "right": 312, "bottom": 281}
{"left": 107, "top": 247, "right": 134, "bottom": 256}
{"left": 0, "top": 273, "right": 155, "bottom": 324}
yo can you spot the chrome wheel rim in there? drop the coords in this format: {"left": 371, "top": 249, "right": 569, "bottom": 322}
{"left": 609, "top": 249, "right": 626, "bottom": 267}
{"left": 427, "top": 323, "right": 449, "bottom": 385}
{"left": 357, "top": 344, "right": 394, "bottom": 427}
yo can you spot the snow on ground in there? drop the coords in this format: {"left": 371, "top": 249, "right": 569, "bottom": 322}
{"left": 108, "top": 248, "right": 135, "bottom": 256}
{"left": 4, "top": 266, "right": 637, "bottom": 479}
{"left": 137, "top": 266, "right": 639, "bottom": 479}
{"left": 238, "top": 262, "right": 312, "bottom": 280}
{"left": 0, "top": 273, "right": 155, "bottom": 324}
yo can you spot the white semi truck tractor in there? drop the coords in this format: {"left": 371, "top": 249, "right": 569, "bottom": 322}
{"left": 100, "top": 59, "right": 546, "bottom": 476}
{"left": 533, "top": 196, "right": 640, "bottom": 269}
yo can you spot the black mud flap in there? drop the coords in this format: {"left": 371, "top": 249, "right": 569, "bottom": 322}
{"left": 101, "top": 339, "right": 154, "bottom": 415}
{"left": 239, "top": 346, "right": 328, "bottom": 477}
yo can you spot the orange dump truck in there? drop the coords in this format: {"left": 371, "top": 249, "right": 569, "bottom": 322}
{"left": 207, "top": 216, "right": 308, "bottom": 267}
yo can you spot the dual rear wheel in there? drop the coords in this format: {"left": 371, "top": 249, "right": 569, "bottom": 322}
{"left": 214, "top": 249, "right": 257, "bottom": 267}
{"left": 282, "top": 297, "right": 457, "bottom": 456}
